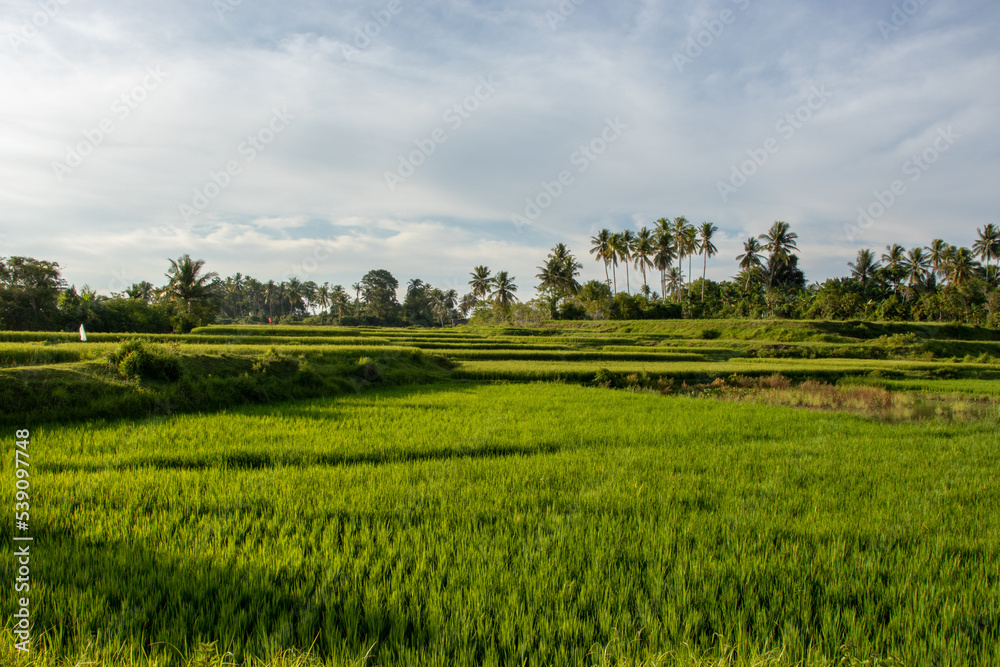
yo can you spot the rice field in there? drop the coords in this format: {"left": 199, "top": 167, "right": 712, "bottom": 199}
{"left": 3, "top": 320, "right": 1000, "bottom": 666}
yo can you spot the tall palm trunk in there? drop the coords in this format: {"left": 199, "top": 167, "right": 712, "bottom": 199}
{"left": 702, "top": 254, "right": 708, "bottom": 301}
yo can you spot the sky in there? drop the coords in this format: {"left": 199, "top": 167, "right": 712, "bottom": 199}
{"left": 1, "top": 0, "right": 998, "bottom": 299}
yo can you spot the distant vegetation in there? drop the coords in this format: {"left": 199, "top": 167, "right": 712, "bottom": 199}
{"left": 1, "top": 222, "right": 998, "bottom": 334}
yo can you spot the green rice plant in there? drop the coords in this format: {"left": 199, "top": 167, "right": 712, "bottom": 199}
{"left": 3, "top": 384, "right": 998, "bottom": 665}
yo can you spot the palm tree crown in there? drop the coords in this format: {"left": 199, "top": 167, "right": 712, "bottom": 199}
{"left": 165, "top": 254, "right": 218, "bottom": 309}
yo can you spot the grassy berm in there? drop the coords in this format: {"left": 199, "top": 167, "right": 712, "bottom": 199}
{"left": 0, "top": 338, "right": 453, "bottom": 426}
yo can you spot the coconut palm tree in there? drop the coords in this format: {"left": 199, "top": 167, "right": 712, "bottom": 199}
{"left": 973, "top": 224, "right": 1000, "bottom": 280}
{"left": 925, "top": 239, "right": 949, "bottom": 287}
{"left": 881, "top": 244, "right": 907, "bottom": 291}
{"left": 125, "top": 281, "right": 154, "bottom": 302}
{"left": 671, "top": 217, "right": 689, "bottom": 282}
{"left": 331, "top": 285, "right": 349, "bottom": 320}
{"left": 607, "top": 233, "right": 623, "bottom": 294}
{"left": 684, "top": 227, "right": 698, "bottom": 294}
{"left": 698, "top": 222, "right": 719, "bottom": 301}
{"left": 285, "top": 276, "right": 305, "bottom": 315}
{"left": 948, "top": 247, "right": 978, "bottom": 287}
{"left": 736, "top": 238, "right": 764, "bottom": 292}
{"left": 666, "top": 267, "right": 684, "bottom": 300}
{"left": 848, "top": 248, "right": 881, "bottom": 290}
{"left": 758, "top": 222, "right": 798, "bottom": 289}
{"left": 618, "top": 229, "right": 636, "bottom": 294}
{"left": 632, "top": 227, "right": 655, "bottom": 295}
{"left": 589, "top": 229, "right": 613, "bottom": 288}
{"left": 263, "top": 280, "right": 280, "bottom": 320}
{"left": 902, "top": 247, "right": 931, "bottom": 288}
{"left": 458, "top": 292, "right": 477, "bottom": 317}
{"left": 315, "top": 282, "right": 332, "bottom": 316}
{"left": 164, "top": 254, "right": 218, "bottom": 310}
{"left": 490, "top": 271, "right": 519, "bottom": 314}
{"left": 468, "top": 266, "right": 492, "bottom": 300}
{"left": 653, "top": 222, "right": 676, "bottom": 302}
{"left": 351, "top": 282, "right": 362, "bottom": 315}
{"left": 407, "top": 278, "right": 425, "bottom": 299}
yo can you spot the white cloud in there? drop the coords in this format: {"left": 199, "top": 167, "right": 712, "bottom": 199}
{"left": 1, "top": 0, "right": 998, "bottom": 296}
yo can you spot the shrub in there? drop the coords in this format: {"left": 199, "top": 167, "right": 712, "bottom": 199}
{"left": 357, "top": 356, "right": 382, "bottom": 383}
{"left": 252, "top": 348, "right": 299, "bottom": 377}
{"left": 107, "top": 339, "right": 182, "bottom": 382}
{"left": 593, "top": 368, "right": 621, "bottom": 388}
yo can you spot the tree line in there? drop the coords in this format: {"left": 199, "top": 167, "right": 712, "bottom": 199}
{"left": 511, "top": 219, "right": 998, "bottom": 325}
{"left": 1, "top": 222, "right": 998, "bottom": 332}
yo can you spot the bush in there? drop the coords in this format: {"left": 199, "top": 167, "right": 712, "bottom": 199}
{"left": 556, "top": 302, "right": 589, "bottom": 321}
{"left": 352, "top": 356, "right": 384, "bottom": 383}
{"left": 252, "top": 348, "right": 299, "bottom": 377}
{"left": 108, "top": 339, "right": 182, "bottom": 382}
{"left": 593, "top": 368, "right": 622, "bottom": 388}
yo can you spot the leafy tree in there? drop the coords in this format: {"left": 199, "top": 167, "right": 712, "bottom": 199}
{"left": 576, "top": 280, "right": 613, "bottom": 318}
{"left": 0, "top": 256, "right": 66, "bottom": 330}
{"left": 360, "top": 269, "right": 401, "bottom": 325}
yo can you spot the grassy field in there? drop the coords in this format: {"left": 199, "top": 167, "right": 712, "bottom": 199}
{"left": 2, "top": 320, "right": 1000, "bottom": 666}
